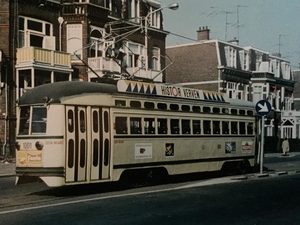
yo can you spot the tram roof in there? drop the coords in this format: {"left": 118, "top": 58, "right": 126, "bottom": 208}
{"left": 18, "top": 80, "right": 236, "bottom": 105}
{"left": 18, "top": 81, "right": 117, "bottom": 104}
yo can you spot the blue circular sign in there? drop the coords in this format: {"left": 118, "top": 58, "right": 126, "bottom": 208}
{"left": 255, "top": 100, "right": 272, "bottom": 116}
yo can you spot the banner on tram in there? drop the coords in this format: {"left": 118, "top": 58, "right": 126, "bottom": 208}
{"left": 117, "top": 80, "right": 229, "bottom": 103}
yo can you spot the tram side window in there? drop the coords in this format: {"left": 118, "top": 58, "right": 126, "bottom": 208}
{"left": 115, "top": 117, "right": 127, "bottom": 134}
{"left": 144, "top": 118, "right": 155, "bottom": 134}
{"left": 130, "top": 118, "right": 141, "bottom": 134}
{"left": 231, "top": 121, "right": 238, "bottom": 134}
{"left": 171, "top": 119, "right": 180, "bottom": 134}
{"left": 192, "top": 120, "right": 201, "bottom": 134}
{"left": 222, "top": 121, "right": 229, "bottom": 134}
{"left": 203, "top": 120, "right": 211, "bottom": 134}
{"left": 19, "top": 106, "right": 30, "bottom": 135}
{"left": 182, "top": 119, "right": 190, "bottom": 134}
{"left": 247, "top": 122, "right": 254, "bottom": 134}
{"left": 158, "top": 118, "right": 167, "bottom": 134}
{"left": 213, "top": 121, "right": 220, "bottom": 134}
{"left": 239, "top": 122, "right": 246, "bottom": 134}
{"left": 31, "top": 107, "right": 47, "bottom": 133}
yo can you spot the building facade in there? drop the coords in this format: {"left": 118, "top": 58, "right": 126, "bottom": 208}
{"left": 166, "top": 27, "right": 295, "bottom": 152}
{"left": 0, "top": 0, "right": 170, "bottom": 156}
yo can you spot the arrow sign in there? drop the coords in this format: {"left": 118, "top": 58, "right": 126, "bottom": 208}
{"left": 255, "top": 100, "right": 272, "bottom": 116}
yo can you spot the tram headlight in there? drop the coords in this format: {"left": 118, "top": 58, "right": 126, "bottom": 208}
{"left": 35, "top": 141, "right": 44, "bottom": 150}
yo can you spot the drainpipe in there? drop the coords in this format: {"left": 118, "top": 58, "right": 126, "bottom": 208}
{"left": 2, "top": 64, "right": 7, "bottom": 157}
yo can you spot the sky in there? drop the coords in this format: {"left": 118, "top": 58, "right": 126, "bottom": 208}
{"left": 160, "top": 0, "right": 300, "bottom": 69}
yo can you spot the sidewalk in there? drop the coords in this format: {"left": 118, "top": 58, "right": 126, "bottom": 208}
{"left": 1, "top": 153, "right": 300, "bottom": 178}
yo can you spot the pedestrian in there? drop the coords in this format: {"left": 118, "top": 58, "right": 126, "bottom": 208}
{"left": 282, "top": 138, "right": 289, "bottom": 156}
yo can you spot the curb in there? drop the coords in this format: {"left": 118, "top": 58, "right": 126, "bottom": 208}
{"left": 0, "top": 174, "right": 15, "bottom": 178}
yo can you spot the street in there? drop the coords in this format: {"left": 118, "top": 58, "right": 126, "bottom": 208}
{"left": 0, "top": 154, "right": 299, "bottom": 224}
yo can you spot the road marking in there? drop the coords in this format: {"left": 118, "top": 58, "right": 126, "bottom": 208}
{"left": 0, "top": 177, "right": 241, "bottom": 215}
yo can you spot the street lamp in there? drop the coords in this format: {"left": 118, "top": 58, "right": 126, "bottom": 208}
{"left": 144, "top": 2, "right": 179, "bottom": 71}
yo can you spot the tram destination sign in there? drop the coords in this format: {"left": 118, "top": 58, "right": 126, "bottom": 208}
{"left": 255, "top": 100, "right": 271, "bottom": 116}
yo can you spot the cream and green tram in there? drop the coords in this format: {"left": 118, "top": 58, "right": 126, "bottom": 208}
{"left": 15, "top": 80, "right": 258, "bottom": 187}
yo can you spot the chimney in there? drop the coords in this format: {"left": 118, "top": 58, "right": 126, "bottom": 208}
{"left": 197, "top": 26, "right": 210, "bottom": 41}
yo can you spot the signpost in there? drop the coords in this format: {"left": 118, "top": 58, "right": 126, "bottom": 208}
{"left": 255, "top": 100, "right": 272, "bottom": 174}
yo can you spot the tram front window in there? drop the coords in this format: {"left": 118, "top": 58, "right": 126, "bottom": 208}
{"left": 32, "top": 107, "right": 47, "bottom": 133}
{"left": 19, "top": 106, "right": 47, "bottom": 135}
{"left": 19, "top": 106, "right": 30, "bottom": 135}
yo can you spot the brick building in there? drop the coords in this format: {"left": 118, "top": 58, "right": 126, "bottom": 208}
{"left": 0, "top": 0, "right": 172, "bottom": 156}
{"left": 166, "top": 26, "right": 295, "bottom": 151}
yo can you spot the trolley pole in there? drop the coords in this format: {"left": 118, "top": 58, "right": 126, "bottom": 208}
{"left": 260, "top": 116, "right": 265, "bottom": 174}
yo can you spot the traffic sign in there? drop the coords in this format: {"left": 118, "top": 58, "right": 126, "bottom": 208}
{"left": 255, "top": 100, "right": 271, "bottom": 116}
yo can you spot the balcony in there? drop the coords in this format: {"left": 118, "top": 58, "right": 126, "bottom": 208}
{"left": 63, "top": 2, "right": 109, "bottom": 20}
{"left": 126, "top": 68, "right": 162, "bottom": 82}
{"left": 16, "top": 47, "right": 72, "bottom": 70}
{"left": 88, "top": 57, "right": 162, "bottom": 81}
{"left": 88, "top": 57, "right": 121, "bottom": 76}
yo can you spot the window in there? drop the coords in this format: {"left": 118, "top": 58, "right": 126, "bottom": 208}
{"left": 115, "top": 100, "right": 126, "bottom": 106}
{"left": 144, "top": 102, "right": 155, "bottom": 109}
{"left": 19, "top": 106, "right": 30, "bottom": 135}
{"left": 204, "top": 120, "right": 211, "bottom": 134}
{"left": 222, "top": 121, "right": 229, "bottom": 134}
{"left": 124, "top": 42, "right": 145, "bottom": 68}
{"left": 170, "top": 104, "right": 179, "bottom": 111}
{"left": 192, "top": 106, "right": 201, "bottom": 113}
{"left": 18, "top": 16, "right": 53, "bottom": 48}
{"left": 130, "top": 101, "right": 141, "bottom": 108}
{"left": 31, "top": 107, "right": 47, "bottom": 133}
{"left": 67, "top": 24, "right": 83, "bottom": 60}
{"left": 19, "top": 106, "right": 47, "bottom": 135}
{"left": 151, "top": 47, "right": 160, "bottom": 70}
{"left": 115, "top": 117, "right": 127, "bottom": 134}
{"left": 127, "top": 0, "right": 140, "bottom": 22}
{"left": 79, "top": 110, "right": 86, "bottom": 133}
{"left": 93, "top": 111, "right": 99, "bottom": 133}
{"left": 239, "top": 122, "right": 246, "bottom": 134}
{"left": 231, "top": 122, "right": 238, "bottom": 134}
{"left": 68, "top": 110, "right": 74, "bottom": 133}
{"left": 182, "top": 105, "right": 190, "bottom": 112}
{"left": 213, "top": 121, "right": 220, "bottom": 134}
{"left": 171, "top": 119, "right": 180, "bottom": 134}
{"left": 89, "top": 28, "right": 104, "bottom": 57}
{"left": 193, "top": 120, "right": 201, "bottom": 134}
{"left": 247, "top": 123, "right": 254, "bottom": 135}
{"left": 144, "top": 118, "right": 155, "bottom": 134}
{"left": 157, "top": 103, "right": 167, "bottom": 110}
{"left": 203, "top": 107, "right": 211, "bottom": 113}
{"left": 130, "top": 118, "right": 141, "bottom": 134}
{"left": 231, "top": 109, "right": 238, "bottom": 115}
{"left": 182, "top": 120, "right": 191, "bottom": 134}
{"left": 213, "top": 107, "right": 220, "bottom": 114}
{"left": 148, "top": 5, "right": 161, "bottom": 28}
{"left": 158, "top": 118, "right": 167, "bottom": 134}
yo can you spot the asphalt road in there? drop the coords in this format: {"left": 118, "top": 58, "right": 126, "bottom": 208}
{"left": 0, "top": 172, "right": 300, "bottom": 224}
{"left": 0, "top": 154, "right": 300, "bottom": 224}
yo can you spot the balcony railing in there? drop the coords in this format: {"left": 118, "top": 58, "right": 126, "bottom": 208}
{"left": 88, "top": 57, "right": 121, "bottom": 74}
{"left": 16, "top": 47, "right": 71, "bottom": 68}
{"left": 127, "top": 67, "right": 162, "bottom": 81}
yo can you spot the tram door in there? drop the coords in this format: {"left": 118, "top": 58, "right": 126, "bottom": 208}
{"left": 65, "top": 106, "right": 88, "bottom": 182}
{"left": 90, "top": 107, "right": 110, "bottom": 180}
